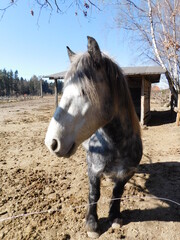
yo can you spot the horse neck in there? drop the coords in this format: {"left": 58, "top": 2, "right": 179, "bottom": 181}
{"left": 102, "top": 117, "right": 132, "bottom": 146}
{"left": 102, "top": 101, "right": 141, "bottom": 145}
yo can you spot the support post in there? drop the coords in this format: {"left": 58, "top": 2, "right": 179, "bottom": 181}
{"left": 54, "top": 79, "right": 58, "bottom": 109}
{"left": 176, "top": 94, "right": 180, "bottom": 126}
{"left": 40, "top": 79, "right": 43, "bottom": 98}
{"left": 140, "top": 77, "right": 145, "bottom": 125}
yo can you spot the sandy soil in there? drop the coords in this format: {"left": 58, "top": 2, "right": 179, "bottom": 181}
{"left": 0, "top": 95, "right": 180, "bottom": 240}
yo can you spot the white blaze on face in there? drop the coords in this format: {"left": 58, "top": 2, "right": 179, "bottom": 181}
{"left": 45, "top": 83, "right": 96, "bottom": 156}
{"left": 58, "top": 83, "right": 90, "bottom": 131}
{"left": 59, "top": 84, "right": 79, "bottom": 114}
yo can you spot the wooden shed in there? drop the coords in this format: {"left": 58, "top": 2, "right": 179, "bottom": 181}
{"left": 44, "top": 66, "right": 165, "bottom": 125}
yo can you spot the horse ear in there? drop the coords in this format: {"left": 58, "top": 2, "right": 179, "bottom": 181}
{"left": 66, "top": 46, "right": 76, "bottom": 63}
{"left": 87, "top": 36, "right": 102, "bottom": 64}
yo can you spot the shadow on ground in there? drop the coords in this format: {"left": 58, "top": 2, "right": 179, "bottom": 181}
{"left": 123, "top": 161, "right": 180, "bottom": 224}
{"left": 148, "top": 110, "right": 176, "bottom": 126}
{"left": 98, "top": 161, "right": 180, "bottom": 235}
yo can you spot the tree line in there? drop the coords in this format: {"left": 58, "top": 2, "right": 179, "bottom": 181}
{"left": 0, "top": 69, "right": 63, "bottom": 96}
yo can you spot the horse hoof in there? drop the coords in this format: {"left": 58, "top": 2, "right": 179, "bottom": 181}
{"left": 111, "top": 218, "right": 123, "bottom": 229}
{"left": 87, "top": 231, "right": 100, "bottom": 239}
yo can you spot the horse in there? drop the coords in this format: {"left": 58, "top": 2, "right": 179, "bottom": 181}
{"left": 45, "top": 36, "right": 143, "bottom": 238}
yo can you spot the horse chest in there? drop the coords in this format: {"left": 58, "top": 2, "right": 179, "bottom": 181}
{"left": 87, "top": 130, "right": 140, "bottom": 179}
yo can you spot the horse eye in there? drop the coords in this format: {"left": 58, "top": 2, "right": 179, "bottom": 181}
{"left": 81, "top": 89, "right": 86, "bottom": 96}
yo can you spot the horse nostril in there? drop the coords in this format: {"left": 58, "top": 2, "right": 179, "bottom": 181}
{"left": 51, "top": 139, "right": 58, "bottom": 151}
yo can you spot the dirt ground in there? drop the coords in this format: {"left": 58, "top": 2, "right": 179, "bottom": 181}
{"left": 0, "top": 95, "right": 180, "bottom": 240}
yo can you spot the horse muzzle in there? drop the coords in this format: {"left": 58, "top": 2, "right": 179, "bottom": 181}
{"left": 45, "top": 137, "right": 76, "bottom": 158}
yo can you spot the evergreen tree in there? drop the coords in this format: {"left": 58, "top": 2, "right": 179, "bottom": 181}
{"left": 0, "top": 70, "right": 5, "bottom": 96}
{"left": 0, "top": 68, "right": 57, "bottom": 96}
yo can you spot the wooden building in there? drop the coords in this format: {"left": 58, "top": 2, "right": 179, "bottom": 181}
{"left": 44, "top": 66, "right": 165, "bottom": 125}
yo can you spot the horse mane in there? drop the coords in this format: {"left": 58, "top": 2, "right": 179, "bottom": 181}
{"left": 102, "top": 55, "right": 141, "bottom": 136}
{"left": 64, "top": 52, "right": 141, "bottom": 136}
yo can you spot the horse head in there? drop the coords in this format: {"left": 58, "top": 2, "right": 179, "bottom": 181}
{"left": 45, "top": 37, "right": 112, "bottom": 157}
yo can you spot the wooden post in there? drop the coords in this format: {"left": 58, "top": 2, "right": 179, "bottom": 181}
{"left": 40, "top": 79, "right": 43, "bottom": 98}
{"left": 140, "top": 77, "right": 145, "bottom": 125}
{"left": 176, "top": 94, "right": 180, "bottom": 126}
{"left": 54, "top": 79, "right": 58, "bottom": 109}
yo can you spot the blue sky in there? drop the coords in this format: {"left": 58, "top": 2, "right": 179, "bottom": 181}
{"left": 0, "top": 1, "right": 168, "bottom": 89}
{"left": 0, "top": 1, "right": 144, "bottom": 80}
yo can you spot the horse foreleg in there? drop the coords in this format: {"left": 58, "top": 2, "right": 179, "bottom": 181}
{"left": 86, "top": 171, "right": 100, "bottom": 239}
{"left": 108, "top": 179, "right": 127, "bottom": 228}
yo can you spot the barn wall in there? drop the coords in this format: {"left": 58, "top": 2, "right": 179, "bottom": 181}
{"left": 129, "top": 87, "right": 141, "bottom": 118}
{"left": 127, "top": 78, "right": 141, "bottom": 119}
{"left": 128, "top": 76, "right": 152, "bottom": 125}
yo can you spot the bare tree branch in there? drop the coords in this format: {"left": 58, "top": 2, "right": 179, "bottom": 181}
{"left": 88, "top": 0, "right": 101, "bottom": 11}
{"left": 0, "top": 0, "right": 19, "bottom": 20}
{"left": 116, "top": 0, "right": 180, "bottom": 99}
{"left": 0, "top": 0, "right": 101, "bottom": 19}
{"left": 124, "top": 0, "right": 146, "bottom": 13}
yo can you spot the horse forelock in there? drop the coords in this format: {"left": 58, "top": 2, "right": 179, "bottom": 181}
{"left": 64, "top": 52, "right": 101, "bottom": 106}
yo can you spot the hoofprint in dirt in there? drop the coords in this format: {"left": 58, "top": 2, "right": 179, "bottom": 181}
{"left": 0, "top": 96, "right": 179, "bottom": 240}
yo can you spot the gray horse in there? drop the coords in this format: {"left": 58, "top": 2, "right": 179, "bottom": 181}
{"left": 45, "top": 36, "right": 142, "bottom": 238}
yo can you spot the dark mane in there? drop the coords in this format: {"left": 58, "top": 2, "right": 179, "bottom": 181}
{"left": 65, "top": 51, "right": 140, "bottom": 136}
{"left": 102, "top": 55, "right": 140, "bottom": 135}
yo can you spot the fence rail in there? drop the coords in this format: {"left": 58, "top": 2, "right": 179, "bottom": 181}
{"left": 0, "top": 95, "right": 38, "bottom": 103}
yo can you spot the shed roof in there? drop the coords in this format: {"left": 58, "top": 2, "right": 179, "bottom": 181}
{"left": 44, "top": 66, "right": 166, "bottom": 83}
{"left": 44, "top": 71, "right": 66, "bottom": 80}
{"left": 122, "top": 66, "right": 165, "bottom": 75}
